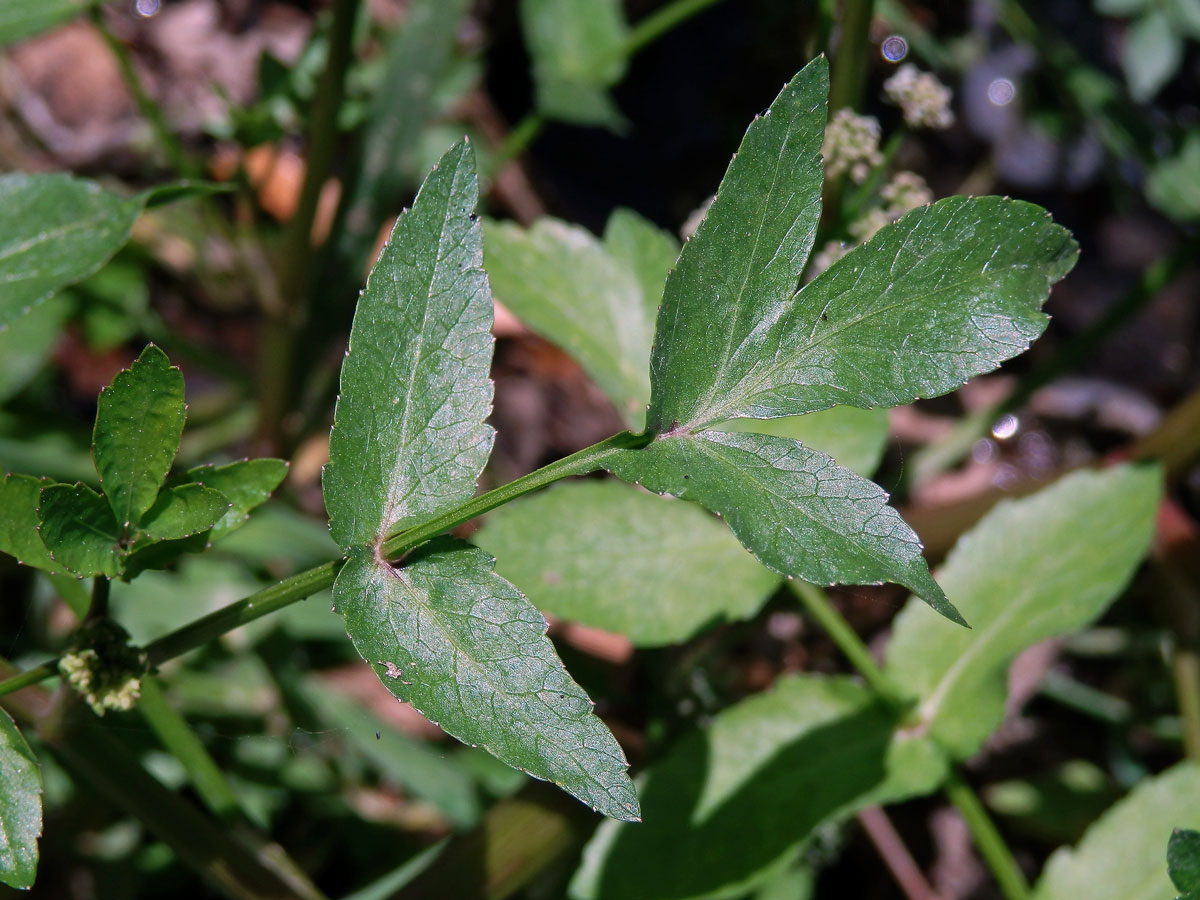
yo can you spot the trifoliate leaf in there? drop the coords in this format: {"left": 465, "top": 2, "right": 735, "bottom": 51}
{"left": 0, "top": 474, "right": 66, "bottom": 575}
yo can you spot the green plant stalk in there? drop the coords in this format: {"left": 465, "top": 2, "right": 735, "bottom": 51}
{"left": 92, "top": 10, "right": 198, "bottom": 179}
{"left": 827, "top": 0, "right": 876, "bottom": 114}
{"left": 137, "top": 674, "right": 244, "bottom": 823}
{"left": 86, "top": 576, "right": 110, "bottom": 624}
{"left": 0, "top": 431, "right": 654, "bottom": 698}
{"left": 257, "top": 0, "right": 362, "bottom": 451}
{"left": 789, "top": 580, "right": 906, "bottom": 708}
{"left": 621, "top": 0, "right": 726, "bottom": 56}
{"left": 788, "top": 582, "right": 1034, "bottom": 900}
{"left": 944, "top": 768, "right": 1031, "bottom": 900}
{"left": 491, "top": 112, "right": 547, "bottom": 171}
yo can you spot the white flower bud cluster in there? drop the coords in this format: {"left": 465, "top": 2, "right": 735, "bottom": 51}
{"left": 883, "top": 64, "right": 955, "bottom": 129}
{"left": 821, "top": 109, "right": 883, "bottom": 183}
{"left": 60, "top": 649, "right": 143, "bottom": 714}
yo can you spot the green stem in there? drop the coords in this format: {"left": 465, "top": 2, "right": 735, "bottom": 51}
{"left": 0, "top": 432, "right": 653, "bottom": 699}
{"left": 257, "top": 0, "right": 362, "bottom": 451}
{"left": 138, "top": 674, "right": 244, "bottom": 823}
{"left": 1173, "top": 648, "right": 1200, "bottom": 762}
{"left": 621, "top": 0, "right": 726, "bottom": 57}
{"left": 789, "top": 580, "right": 907, "bottom": 708}
{"left": 944, "top": 768, "right": 1031, "bottom": 900}
{"left": 92, "top": 10, "right": 197, "bottom": 178}
{"left": 379, "top": 430, "right": 651, "bottom": 557}
{"left": 86, "top": 576, "right": 111, "bottom": 624}
{"left": 827, "top": 0, "right": 876, "bottom": 114}
{"left": 491, "top": 112, "right": 546, "bottom": 171}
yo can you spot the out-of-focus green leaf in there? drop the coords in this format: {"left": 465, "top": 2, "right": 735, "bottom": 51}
{"left": 0, "top": 474, "right": 65, "bottom": 575}
{"left": 1095, "top": 0, "right": 1151, "bottom": 15}
{"left": 1031, "top": 763, "right": 1200, "bottom": 900}
{"left": 1146, "top": 131, "right": 1200, "bottom": 222}
{"left": 331, "top": 0, "right": 473, "bottom": 279}
{"left": 0, "top": 709, "right": 41, "bottom": 889}
{"left": 36, "top": 482, "right": 122, "bottom": 577}
{"left": 886, "top": 465, "right": 1161, "bottom": 759}
{"left": 521, "top": 0, "right": 630, "bottom": 129}
{"left": 72, "top": 258, "right": 150, "bottom": 353}
{"left": 0, "top": 295, "right": 68, "bottom": 404}
{"left": 333, "top": 539, "right": 640, "bottom": 822}
{"left": 717, "top": 406, "right": 889, "bottom": 478}
{"left": 92, "top": 345, "right": 186, "bottom": 536}
{"left": 0, "top": 174, "right": 145, "bottom": 330}
{"left": 605, "top": 430, "right": 962, "bottom": 624}
{"left": 1169, "top": 828, "right": 1200, "bottom": 896}
{"left": 1121, "top": 9, "right": 1183, "bottom": 101}
{"left": 571, "top": 675, "right": 946, "bottom": 900}
{"left": 302, "top": 680, "right": 482, "bottom": 829}
{"left": 0, "top": 0, "right": 86, "bottom": 47}
{"left": 323, "top": 140, "right": 494, "bottom": 548}
{"left": 136, "top": 484, "right": 230, "bottom": 542}
{"left": 1166, "top": 0, "right": 1200, "bottom": 37}
{"left": 602, "top": 209, "right": 680, "bottom": 314}
{"left": 475, "top": 480, "right": 781, "bottom": 646}
{"left": 484, "top": 213, "right": 668, "bottom": 429}
{"left": 181, "top": 458, "right": 288, "bottom": 541}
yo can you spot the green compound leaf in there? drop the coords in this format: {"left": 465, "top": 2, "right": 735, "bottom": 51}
{"left": 605, "top": 430, "right": 963, "bottom": 625}
{"left": 0, "top": 709, "right": 41, "bottom": 890}
{"left": 137, "top": 484, "right": 231, "bottom": 542}
{"left": 324, "top": 140, "right": 494, "bottom": 549}
{"left": 36, "top": 483, "right": 122, "bottom": 577}
{"left": 1146, "top": 130, "right": 1200, "bottom": 222}
{"left": 0, "top": 0, "right": 86, "bottom": 46}
{"left": 476, "top": 480, "right": 781, "bottom": 647}
{"left": 571, "top": 675, "right": 946, "bottom": 900}
{"left": 886, "top": 464, "right": 1161, "bottom": 759}
{"left": 484, "top": 211, "right": 674, "bottom": 429}
{"left": 1169, "top": 829, "right": 1200, "bottom": 896}
{"left": 717, "top": 405, "right": 889, "bottom": 478}
{"left": 93, "top": 345, "right": 186, "bottom": 535}
{"left": 1031, "top": 763, "right": 1200, "bottom": 900}
{"left": 521, "top": 0, "right": 630, "bottom": 129}
{"left": 0, "top": 474, "right": 66, "bottom": 575}
{"left": 333, "top": 540, "right": 640, "bottom": 822}
{"left": 646, "top": 58, "right": 827, "bottom": 433}
{"left": 0, "top": 173, "right": 146, "bottom": 330}
{"left": 182, "top": 459, "right": 288, "bottom": 541}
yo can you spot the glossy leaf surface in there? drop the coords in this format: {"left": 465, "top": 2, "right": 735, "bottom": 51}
{"left": 886, "top": 465, "right": 1161, "bottom": 759}
{"left": 571, "top": 675, "right": 946, "bottom": 900}
{"left": 37, "top": 483, "right": 123, "bottom": 577}
{"left": 92, "top": 345, "right": 186, "bottom": 535}
{"left": 0, "top": 709, "right": 41, "bottom": 889}
{"left": 324, "top": 140, "right": 494, "bottom": 548}
{"left": 1170, "top": 829, "right": 1200, "bottom": 897}
{"left": 0, "top": 474, "right": 65, "bottom": 575}
{"left": 137, "top": 484, "right": 231, "bottom": 542}
{"left": 476, "top": 480, "right": 781, "bottom": 646}
{"left": 1032, "top": 763, "right": 1200, "bottom": 900}
{"left": 0, "top": 174, "right": 144, "bottom": 330}
{"left": 605, "top": 430, "right": 961, "bottom": 623}
{"left": 334, "top": 540, "right": 640, "bottom": 822}
{"left": 182, "top": 459, "right": 288, "bottom": 541}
